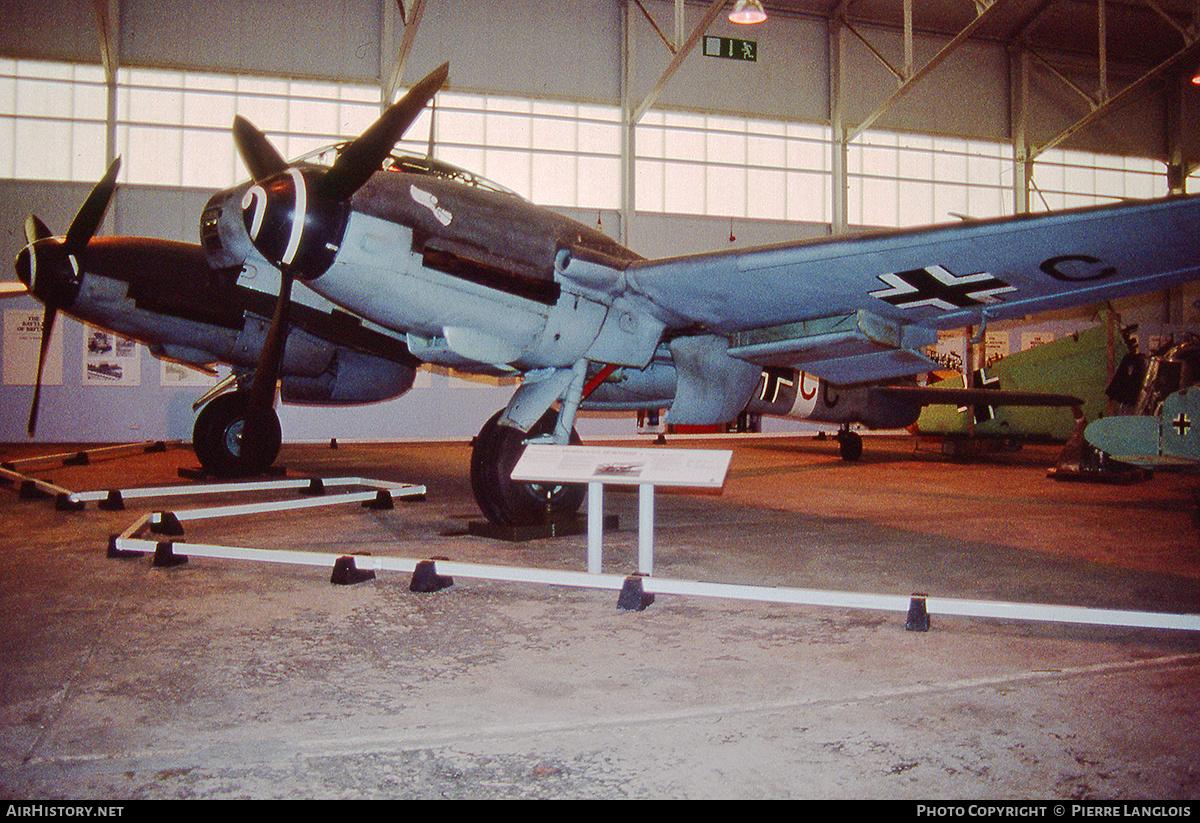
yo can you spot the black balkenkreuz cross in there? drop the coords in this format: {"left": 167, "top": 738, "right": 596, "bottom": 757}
{"left": 1172, "top": 413, "right": 1191, "bottom": 438}
{"left": 957, "top": 367, "right": 999, "bottom": 422}
{"left": 870, "top": 265, "right": 1016, "bottom": 311}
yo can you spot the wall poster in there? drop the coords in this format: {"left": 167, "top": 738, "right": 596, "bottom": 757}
{"left": 83, "top": 326, "right": 141, "bottom": 386}
{"left": 3, "top": 309, "right": 62, "bottom": 387}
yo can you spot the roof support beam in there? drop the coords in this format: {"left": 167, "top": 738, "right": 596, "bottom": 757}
{"left": 846, "top": 0, "right": 1012, "bottom": 142}
{"left": 1028, "top": 36, "right": 1200, "bottom": 160}
{"left": 92, "top": 0, "right": 119, "bottom": 170}
{"left": 632, "top": 0, "right": 727, "bottom": 124}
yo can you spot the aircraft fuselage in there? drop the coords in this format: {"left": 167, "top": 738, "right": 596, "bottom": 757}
{"left": 202, "top": 155, "right": 656, "bottom": 375}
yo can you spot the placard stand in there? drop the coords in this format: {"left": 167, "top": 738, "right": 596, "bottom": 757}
{"left": 512, "top": 445, "right": 733, "bottom": 575}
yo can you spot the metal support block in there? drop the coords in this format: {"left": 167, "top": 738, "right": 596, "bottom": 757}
{"left": 151, "top": 511, "right": 185, "bottom": 536}
{"left": 331, "top": 555, "right": 376, "bottom": 585}
{"left": 906, "top": 593, "right": 930, "bottom": 632}
{"left": 409, "top": 559, "right": 453, "bottom": 592}
{"left": 152, "top": 541, "right": 188, "bottom": 568}
{"left": 361, "top": 490, "right": 394, "bottom": 510}
{"left": 617, "top": 575, "right": 655, "bottom": 611}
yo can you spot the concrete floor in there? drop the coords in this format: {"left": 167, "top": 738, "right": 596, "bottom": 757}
{"left": 1, "top": 433, "right": 1198, "bottom": 800}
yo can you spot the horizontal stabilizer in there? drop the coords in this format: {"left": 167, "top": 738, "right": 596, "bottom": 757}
{"left": 880, "top": 385, "right": 1082, "bottom": 409}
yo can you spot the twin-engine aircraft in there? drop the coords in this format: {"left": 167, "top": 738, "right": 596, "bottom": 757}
{"left": 7, "top": 158, "right": 419, "bottom": 477}
{"left": 11, "top": 62, "right": 1200, "bottom": 526}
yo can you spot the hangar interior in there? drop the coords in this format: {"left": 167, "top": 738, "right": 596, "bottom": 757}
{"left": 3, "top": 1, "right": 1200, "bottom": 801}
{"left": 1, "top": 0, "right": 1199, "bottom": 443}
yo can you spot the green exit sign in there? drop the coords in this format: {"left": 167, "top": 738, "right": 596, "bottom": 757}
{"left": 703, "top": 36, "right": 757, "bottom": 61}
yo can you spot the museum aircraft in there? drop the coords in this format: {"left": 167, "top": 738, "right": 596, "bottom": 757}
{"left": 7, "top": 157, "right": 421, "bottom": 476}
{"left": 1082, "top": 331, "right": 1199, "bottom": 470}
{"left": 1085, "top": 387, "right": 1199, "bottom": 470}
{"left": 13, "top": 61, "right": 1200, "bottom": 526}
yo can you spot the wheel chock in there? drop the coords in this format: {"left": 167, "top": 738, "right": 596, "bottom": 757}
{"left": 617, "top": 575, "right": 654, "bottom": 611}
{"left": 55, "top": 492, "right": 85, "bottom": 512}
{"left": 152, "top": 541, "right": 188, "bottom": 568}
{"left": 361, "top": 490, "right": 394, "bottom": 510}
{"left": 63, "top": 451, "right": 89, "bottom": 466}
{"left": 145, "top": 441, "right": 167, "bottom": 453}
{"left": 409, "top": 559, "right": 453, "bottom": 592}
{"left": 301, "top": 477, "right": 326, "bottom": 496}
{"left": 106, "top": 535, "right": 144, "bottom": 559}
{"left": 98, "top": 489, "right": 125, "bottom": 511}
{"left": 906, "top": 593, "right": 930, "bottom": 632}
{"left": 330, "top": 555, "right": 376, "bottom": 585}
{"left": 151, "top": 511, "right": 184, "bottom": 536}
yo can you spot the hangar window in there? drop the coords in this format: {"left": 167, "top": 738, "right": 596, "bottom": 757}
{"left": 635, "top": 111, "right": 832, "bottom": 224}
{"left": 0, "top": 58, "right": 1171, "bottom": 229}
{"left": 0, "top": 59, "right": 108, "bottom": 183}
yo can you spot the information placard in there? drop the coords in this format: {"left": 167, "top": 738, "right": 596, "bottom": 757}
{"left": 512, "top": 445, "right": 732, "bottom": 488}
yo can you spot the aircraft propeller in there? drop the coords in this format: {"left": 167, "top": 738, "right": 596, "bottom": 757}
{"left": 227, "top": 62, "right": 449, "bottom": 468}
{"left": 12, "top": 157, "right": 122, "bottom": 435}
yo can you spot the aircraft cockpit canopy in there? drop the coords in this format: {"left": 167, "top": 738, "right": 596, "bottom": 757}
{"left": 296, "top": 143, "right": 524, "bottom": 199}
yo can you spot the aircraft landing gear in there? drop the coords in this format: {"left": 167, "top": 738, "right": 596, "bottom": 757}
{"left": 470, "top": 407, "right": 586, "bottom": 527}
{"left": 191, "top": 391, "right": 282, "bottom": 477}
{"left": 836, "top": 427, "right": 863, "bottom": 461}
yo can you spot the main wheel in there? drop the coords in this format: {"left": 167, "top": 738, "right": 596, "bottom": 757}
{"left": 470, "top": 408, "right": 585, "bottom": 527}
{"left": 192, "top": 392, "right": 282, "bottom": 477}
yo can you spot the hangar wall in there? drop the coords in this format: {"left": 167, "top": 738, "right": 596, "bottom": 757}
{"left": 0, "top": 0, "right": 1180, "bottom": 156}
{"left": 1, "top": 0, "right": 1197, "bottom": 445}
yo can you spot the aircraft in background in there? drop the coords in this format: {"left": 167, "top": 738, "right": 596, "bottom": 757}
{"left": 1085, "top": 388, "right": 1199, "bottom": 469}
{"left": 13, "top": 62, "right": 1200, "bottom": 526}
{"left": 1083, "top": 331, "right": 1199, "bottom": 470}
{"left": 5, "top": 158, "right": 420, "bottom": 477}
{"left": 737, "top": 362, "right": 1083, "bottom": 460}
{"left": 908, "top": 322, "right": 1122, "bottom": 445}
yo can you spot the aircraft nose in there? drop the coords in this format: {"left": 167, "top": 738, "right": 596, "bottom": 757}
{"left": 15, "top": 239, "right": 82, "bottom": 309}
{"left": 239, "top": 167, "right": 345, "bottom": 280}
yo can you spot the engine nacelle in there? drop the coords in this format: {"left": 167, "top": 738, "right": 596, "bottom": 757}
{"left": 279, "top": 347, "right": 416, "bottom": 405}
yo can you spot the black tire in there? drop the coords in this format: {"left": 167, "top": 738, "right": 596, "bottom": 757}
{"left": 837, "top": 430, "right": 863, "bottom": 461}
{"left": 470, "top": 408, "right": 585, "bottom": 527}
{"left": 192, "top": 392, "right": 281, "bottom": 477}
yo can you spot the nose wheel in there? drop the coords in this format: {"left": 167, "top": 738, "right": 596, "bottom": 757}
{"left": 192, "top": 391, "right": 282, "bottom": 477}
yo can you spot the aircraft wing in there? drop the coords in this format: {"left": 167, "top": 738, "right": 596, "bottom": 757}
{"left": 0, "top": 281, "right": 30, "bottom": 297}
{"left": 876, "top": 385, "right": 1082, "bottom": 410}
{"left": 615, "top": 195, "right": 1200, "bottom": 384}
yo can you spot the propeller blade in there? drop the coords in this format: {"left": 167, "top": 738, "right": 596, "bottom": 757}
{"left": 27, "top": 306, "right": 56, "bottom": 436}
{"left": 232, "top": 116, "right": 289, "bottom": 182}
{"left": 242, "top": 268, "right": 295, "bottom": 455}
{"left": 24, "top": 214, "right": 52, "bottom": 245}
{"left": 319, "top": 62, "right": 449, "bottom": 201}
{"left": 63, "top": 157, "right": 121, "bottom": 255}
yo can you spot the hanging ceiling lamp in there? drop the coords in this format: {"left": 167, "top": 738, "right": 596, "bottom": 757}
{"left": 729, "top": 0, "right": 768, "bottom": 25}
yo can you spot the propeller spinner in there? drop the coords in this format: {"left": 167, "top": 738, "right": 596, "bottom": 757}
{"left": 227, "top": 62, "right": 449, "bottom": 470}
{"left": 13, "top": 157, "right": 121, "bottom": 435}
